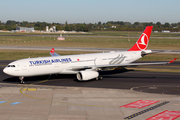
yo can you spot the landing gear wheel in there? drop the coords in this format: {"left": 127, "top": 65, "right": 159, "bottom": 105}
{"left": 19, "top": 77, "right": 25, "bottom": 84}
{"left": 20, "top": 81, "right": 25, "bottom": 84}
{"left": 99, "top": 76, "right": 103, "bottom": 80}
{"left": 96, "top": 76, "right": 103, "bottom": 80}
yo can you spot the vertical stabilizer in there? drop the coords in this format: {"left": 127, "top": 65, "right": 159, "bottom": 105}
{"left": 128, "top": 26, "right": 153, "bottom": 51}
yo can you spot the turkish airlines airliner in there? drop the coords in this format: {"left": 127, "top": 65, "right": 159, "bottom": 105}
{"left": 3, "top": 26, "right": 177, "bottom": 84}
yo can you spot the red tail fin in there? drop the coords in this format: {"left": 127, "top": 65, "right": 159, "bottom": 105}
{"left": 128, "top": 26, "right": 153, "bottom": 51}
{"left": 50, "top": 48, "right": 55, "bottom": 54}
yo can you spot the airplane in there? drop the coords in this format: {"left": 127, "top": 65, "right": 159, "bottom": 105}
{"left": 3, "top": 26, "right": 177, "bottom": 84}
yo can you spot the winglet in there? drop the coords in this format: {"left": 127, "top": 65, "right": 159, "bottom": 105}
{"left": 168, "top": 58, "right": 177, "bottom": 64}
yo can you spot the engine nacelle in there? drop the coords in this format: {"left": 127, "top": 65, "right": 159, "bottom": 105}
{"left": 76, "top": 70, "right": 99, "bottom": 81}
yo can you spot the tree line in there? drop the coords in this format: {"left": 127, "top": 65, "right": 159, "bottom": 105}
{"left": 0, "top": 20, "right": 180, "bottom": 32}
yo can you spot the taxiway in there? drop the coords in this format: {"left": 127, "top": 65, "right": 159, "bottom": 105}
{"left": 0, "top": 60, "right": 180, "bottom": 120}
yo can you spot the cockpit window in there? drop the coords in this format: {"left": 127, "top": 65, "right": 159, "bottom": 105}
{"left": 7, "top": 65, "right": 16, "bottom": 67}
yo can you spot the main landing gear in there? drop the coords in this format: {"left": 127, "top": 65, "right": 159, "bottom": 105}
{"left": 19, "top": 76, "right": 25, "bottom": 84}
{"left": 96, "top": 76, "right": 103, "bottom": 80}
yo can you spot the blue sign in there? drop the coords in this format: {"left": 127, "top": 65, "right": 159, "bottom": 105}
{"left": 11, "top": 102, "right": 21, "bottom": 105}
{"left": 0, "top": 101, "right": 7, "bottom": 104}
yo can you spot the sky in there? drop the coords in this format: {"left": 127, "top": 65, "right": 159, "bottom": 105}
{"left": 0, "top": 0, "right": 180, "bottom": 24}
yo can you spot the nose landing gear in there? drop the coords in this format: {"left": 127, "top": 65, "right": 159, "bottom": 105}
{"left": 19, "top": 77, "right": 25, "bottom": 84}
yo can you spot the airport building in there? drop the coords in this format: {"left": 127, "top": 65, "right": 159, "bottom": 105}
{"left": 46, "top": 26, "right": 56, "bottom": 32}
{"left": 16, "top": 27, "right": 35, "bottom": 32}
{"left": 162, "top": 30, "right": 170, "bottom": 33}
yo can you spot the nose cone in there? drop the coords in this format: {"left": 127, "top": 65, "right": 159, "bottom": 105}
{"left": 3, "top": 67, "right": 8, "bottom": 75}
{"left": 3, "top": 67, "right": 13, "bottom": 76}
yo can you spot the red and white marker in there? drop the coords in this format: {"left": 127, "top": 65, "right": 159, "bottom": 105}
{"left": 146, "top": 110, "right": 180, "bottom": 120}
{"left": 120, "top": 100, "right": 159, "bottom": 108}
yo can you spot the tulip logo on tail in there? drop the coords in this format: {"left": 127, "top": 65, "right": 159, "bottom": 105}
{"left": 128, "top": 26, "right": 152, "bottom": 51}
{"left": 137, "top": 33, "right": 148, "bottom": 50}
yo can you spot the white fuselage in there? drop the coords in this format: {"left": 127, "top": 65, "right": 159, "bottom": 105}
{"left": 3, "top": 51, "right": 142, "bottom": 77}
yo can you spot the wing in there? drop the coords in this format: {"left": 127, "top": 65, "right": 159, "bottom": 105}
{"left": 50, "top": 48, "right": 60, "bottom": 56}
{"left": 69, "top": 58, "right": 177, "bottom": 71}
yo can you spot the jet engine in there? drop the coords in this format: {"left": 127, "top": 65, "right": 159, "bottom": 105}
{"left": 76, "top": 70, "right": 99, "bottom": 81}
